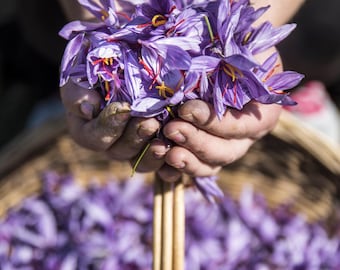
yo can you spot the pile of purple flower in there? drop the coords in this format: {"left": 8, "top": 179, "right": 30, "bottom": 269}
{"left": 59, "top": 0, "right": 303, "bottom": 120}
{"left": 0, "top": 172, "right": 340, "bottom": 270}
{"left": 0, "top": 172, "right": 339, "bottom": 269}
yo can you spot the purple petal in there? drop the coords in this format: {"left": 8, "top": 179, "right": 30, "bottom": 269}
{"left": 193, "top": 176, "right": 224, "bottom": 203}
{"left": 190, "top": 56, "right": 220, "bottom": 71}
{"left": 59, "top": 33, "right": 85, "bottom": 86}
{"left": 250, "top": 23, "right": 297, "bottom": 54}
{"left": 266, "top": 71, "right": 304, "bottom": 91}
{"left": 225, "top": 54, "right": 258, "bottom": 71}
{"left": 59, "top": 20, "right": 103, "bottom": 40}
{"left": 131, "top": 97, "right": 167, "bottom": 117}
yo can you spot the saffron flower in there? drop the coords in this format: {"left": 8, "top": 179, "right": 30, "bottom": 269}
{"left": 59, "top": 0, "right": 304, "bottom": 200}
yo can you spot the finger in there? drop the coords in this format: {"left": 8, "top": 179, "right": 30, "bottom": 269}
{"left": 130, "top": 139, "right": 169, "bottom": 173}
{"left": 178, "top": 100, "right": 282, "bottom": 139}
{"left": 164, "top": 146, "right": 222, "bottom": 177}
{"left": 60, "top": 81, "right": 102, "bottom": 120}
{"left": 163, "top": 120, "right": 254, "bottom": 166}
{"left": 106, "top": 117, "right": 161, "bottom": 160}
{"left": 66, "top": 102, "right": 131, "bottom": 151}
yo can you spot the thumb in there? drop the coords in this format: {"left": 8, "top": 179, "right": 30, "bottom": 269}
{"left": 60, "top": 81, "right": 102, "bottom": 120}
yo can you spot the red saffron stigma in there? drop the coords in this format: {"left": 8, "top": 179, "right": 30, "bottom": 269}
{"left": 169, "top": 5, "right": 177, "bottom": 14}
{"left": 116, "top": 11, "right": 131, "bottom": 21}
{"left": 139, "top": 58, "right": 154, "bottom": 78}
{"left": 137, "top": 22, "right": 153, "bottom": 28}
{"left": 233, "top": 83, "right": 237, "bottom": 104}
{"left": 166, "top": 19, "right": 185, "bottom": 36}
{"left": 264, "top": 64, "right": 280, "bottom": 82}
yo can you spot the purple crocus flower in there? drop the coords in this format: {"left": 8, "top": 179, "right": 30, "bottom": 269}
{"left": 85, "top": 41, "right": 135, "bottom": 104}
{"left": 130, "top": 38, "right": 192, "bottom": 120}
{"left": 87, "top": 42, "right": 124, "bottom": 87}
{"left": 130, "top": 0, "right": 205, "bottom": 54}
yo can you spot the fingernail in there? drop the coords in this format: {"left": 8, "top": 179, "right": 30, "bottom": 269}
{"left": 180, "top": 113, "right": 194, "bottom": 122}
{"left": 167, "top": 131, "right": 186, "bottom": 143}
{"left": 153, "top": 151, "right": 166, "bottom": 159}
{"left": 137, "top": 125, "right": 157, "bottom": 139}
{"left": 106, "top": 112, "right": 130, "bottom": 126}
{"left": 171, "top": 161, "right": 185, "bottom": 169}
{"left": 180, "top": 108, "right": 202, "bottom": 123}
{"left": 80, "top": 102, "right": 94, "bottom": 119}
{"left": 114, "top": 112, "right": 130, "bottom": 123}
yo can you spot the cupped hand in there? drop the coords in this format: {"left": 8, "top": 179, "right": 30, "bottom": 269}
{"left": 60, "top": 81, "right": 167, "bottom": 172}
{"left": 157, "top": 100, "right": 282, "bottom": 182}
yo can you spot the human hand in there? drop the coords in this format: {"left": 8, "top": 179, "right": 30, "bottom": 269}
{"left": 156, "top": 100, "right": 282, "bottom": 182}
{"left": 156, "top": 46, "right": 285, "bottom": 182}
{"left": 60, "top": 81, "right": 170, "bottom": 173}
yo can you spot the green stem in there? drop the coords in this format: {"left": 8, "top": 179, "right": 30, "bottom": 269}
{"left": 204, "top": 15, "right": 214, "bottom": 43}
{"left": 131, "top": 142, "right": 151, "bottom": 176}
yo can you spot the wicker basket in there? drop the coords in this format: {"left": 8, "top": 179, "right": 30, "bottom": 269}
{"left": 0, "top": 111, "right": 339, "bottom": 223}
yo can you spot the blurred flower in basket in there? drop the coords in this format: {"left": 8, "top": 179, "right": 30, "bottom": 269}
{"left": 0, "top": 172, "right": 339, "bottom": 269}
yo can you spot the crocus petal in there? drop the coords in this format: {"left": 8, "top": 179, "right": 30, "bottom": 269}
{"left": 141, "top": 40, "right": 192, "bottom": 70}
{"left": 192, "top": 176, "right": 224, "bottom": 203}
{"left": 131, "top": 97, "right": 167, "bottom": 117}
{"left": 190, "top": 56, "right": 220, "bottom": 71}
{"left": 168, "top": 90, "right": 185, "bottom": 105}
{"left": 266, "top": 71, "right": 304, "bottom": 91}
{"left": 123, "top": 49, "right": 142, "bottom": 101}
{"left": 255, "top": 51, "right": 279, "bottom": 78}
{"left": 78, "top": 0, "right": 119, "bottom": 26}
{"left": 213, "top": 72, "right": 226, "bottom": 119}
{"left": 236, "top": 5, "right": 269, "bottom": 33}
{"left": 154, "top": 36, "right": 201, "bottom": 54}
{"left": 225, "top": 54, "right": 258, "bottom": 71}
{"left": 216, "top": 0, "right": 231, "bottom": 42}
{"left": 59, "top": 20, "right": 103, "bottom": 40}
{"left": 59, "top": 33, "right": 85, "bottom": 86}
{"left": 256, "top": 93, "right": 296, "bottom": 105}
{"left": 249, "top": 23, "right": 297, "bottom": 54}
{"left": 162, "top": 44, "right": 192, "bottom": 70}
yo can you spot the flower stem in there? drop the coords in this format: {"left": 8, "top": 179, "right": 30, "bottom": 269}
{"left": 204, "top": 15, "right": 214, "bottom": 43}
{"left": 131, "top": 143, "right": 151, "bottom": 176}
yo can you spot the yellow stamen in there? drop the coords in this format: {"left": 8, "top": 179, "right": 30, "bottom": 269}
{"left": 242, "top": 31, "right": 252, "bottom": 45}
{"left": 100, "top": 9, "right": 109, "bottom": 21}
{"left": 104, "top": 80, "right": 110, "bottom": 92}
{"left": 103, "top": 58, "right": 113, "bottom": 65}
{"left": 156, "top": 81, "right": 175, "bottom": 98}
{"left": 223, "top": 66, "right": 236, "bottom": 82}
{"left": 223, "top": 63, "right": 243, "bottom": 82}
{"left": 152, "top": 14, "right": 167, "bottom": 27}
